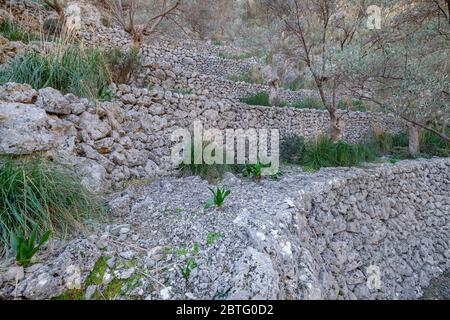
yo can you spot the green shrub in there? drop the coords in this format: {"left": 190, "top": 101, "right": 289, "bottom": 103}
{"left": 0, "top": 18, "right": 35, "bottom": 43}
{"left": 0, "top": 158, "right": 104, "bottom": 249}
{"left": 281, "top": 79, "right": 303, "bottom": 91}
{"left": 371, "top": 132, "right": 409, "bottom": 155}
{"left": 0, "top": 45, "right": 139, "bottom": 99}
{"left": 280, "top": 134, "right": 306, "bottom": 164}
{"left": 239, "top": 91, "right": 270, "bottom": 106}
{"left": 288, "top": 98, "right": 324, "bottom": 110}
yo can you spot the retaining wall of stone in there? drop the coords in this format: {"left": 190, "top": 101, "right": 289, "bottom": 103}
{"left": 0, "top": 82, "right": 405, "bottom": 191}
{"left": 239, "top": 159, "right": 450, "bottom": 299}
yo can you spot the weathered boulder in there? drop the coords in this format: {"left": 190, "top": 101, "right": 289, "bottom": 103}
{"left": 79, "top": 112, "right": 111, "bottom": 141}
{"left": 74, "top": 157, "right": 110, "bottom": 193}
{"left": 0, "top": 239, "right": 101, "bottom": 300}
{"left": 227, "top": 247, "right": 280, "bottom": 300}
{"left": 36, "top": 87, "right": 72, "bottom": 115}
{"left": 0, "top": 102, "right": 56, "bottom": 154}
{"left": 0, "top": 82, "right": 38, "bottom": 104}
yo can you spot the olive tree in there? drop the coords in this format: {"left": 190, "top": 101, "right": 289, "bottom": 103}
{"left": 259, "top": 0, "right": 368, "bottom": 140}
{"left": 99, "top": 0, "right": 182, "bottom": 49}
{"left": 342, "top": 0, "right": 450, "bottom": 154}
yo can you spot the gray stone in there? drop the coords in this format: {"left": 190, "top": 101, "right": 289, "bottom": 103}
{"left": 36, "top": 87, "right": 72, "bottom": 115}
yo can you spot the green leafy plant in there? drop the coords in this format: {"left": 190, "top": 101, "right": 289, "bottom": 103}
{"left": 242, "top": 162, "right": 263, "bottom": 180}
{"left": 179, "top": 258, "right": 197, "bottom": 280}
{"left": 104, "top": 48, "right": 141, "bottom": 84}
{"left": 10, "top": 225, "right": 50, "bottom": 267}
{"left": 204, "top": 187, "right": 231, "bottom": 209}
{"left": 0, "top": 158, "right": 104, "bottom": 248}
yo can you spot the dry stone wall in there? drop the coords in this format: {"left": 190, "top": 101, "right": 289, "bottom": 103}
{"left": 1, "top": 82, "right": 404, "bottom": 192}
{"left": 276, "top": 159, "right": 450, "bottom": 299}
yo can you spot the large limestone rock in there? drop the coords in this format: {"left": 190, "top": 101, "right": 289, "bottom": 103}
{"left": 0, "top": 239, "right": 101, "bottom": 300}
{"left": 74, "top": 157, "right": 111, "bottom": 194}
{"left": 0, "top": 102, "right": 57, "bottom": 154}
{"left": 0, "top": 82, "right": 38, "bottom": 104}
{"left": 36, "top": 87, "right": 72, "bottom": 115}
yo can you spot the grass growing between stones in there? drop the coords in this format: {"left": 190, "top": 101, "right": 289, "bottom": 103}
{"left": 239, "top": 91, "right": 271, "bottom": 106}
{"left": 281, "top": 130, "right": 450, "bottom": 171}
{"left": 0, "top": 18, "right": 36, "bottom": 43}
{"left": 178, "top": 143, "right": 241, "bottom": 182}
{"left": 0, "top": 43, "right": 140, "bottom": 99}
{"left": 0, "top": 158, "right": 105, "bottom": 250}
{"left": 302, "top": 136, "right": 378, "bottom": 170}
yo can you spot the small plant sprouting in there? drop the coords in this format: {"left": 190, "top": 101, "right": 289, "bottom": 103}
{"left": 204, "top": 187, "right": 231, "bottom": 209}
{"left": 179, "top": 258, "right": 197, "bottom": 280}
{"left": 206, "top": 232, "right": 222, "bottom": 245}
{"left": 10, "top": 226, "right": 50, "bottom": 267}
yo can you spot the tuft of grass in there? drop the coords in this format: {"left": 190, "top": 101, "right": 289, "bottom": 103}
{"left": 239, "top": 91, "right": 271, "bottom": 106}
{"left": 178, "top": 142, "right": 238, "bottom": 182}
{"left": 0, "top": 18, "right": 36, "bottom": 43}
{"left": 302, "top": 136, "right": 377, "bottom": 170}
{"left": 420, "top": 130, "right": 450, "bottom": 157}
{"left": 0, "top": 158, "right": 105, "bottom": 249}
{"left": 0, "top": 44, "right": 139, "bottom": 99}
{"left": 281, "top": 79, "right": 303, "bottom": 91}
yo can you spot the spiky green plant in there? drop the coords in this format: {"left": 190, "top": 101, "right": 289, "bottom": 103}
{"left": 10, "top": 225, "right": 50, "bottom": 267}
{"left": 0, "top": 158, "right": 104, "bottom": 249}
{"left": 204, "top": 187, "right": 231, "bottom": 209}
{"left": 178, "top": 142, "right": 236, "bottom": 182}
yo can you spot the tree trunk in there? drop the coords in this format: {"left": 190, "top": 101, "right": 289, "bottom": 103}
{"left": 329, "top": 111, "right": 342, "bottom": 140}
{"left": 132, "top": 32, "right": 143, "bottom": 49}
{"left": 408, "top": 124, "right": 420, "bottom": 156}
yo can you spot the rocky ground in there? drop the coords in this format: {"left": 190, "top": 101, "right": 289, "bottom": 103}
{"left": 1, "top": 160, "right": 449, "bottom": 300}
{"left": 1, "top": 1, "right": 449, "bottom": 301}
